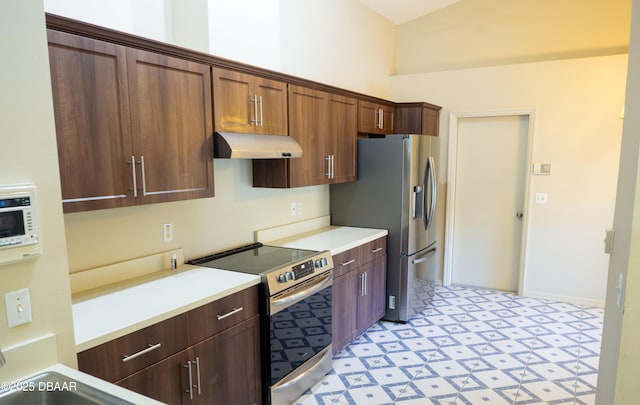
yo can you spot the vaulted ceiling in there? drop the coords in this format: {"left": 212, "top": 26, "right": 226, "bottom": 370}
{"left": 358, "top": 0, "right": 462, "bottom": 25}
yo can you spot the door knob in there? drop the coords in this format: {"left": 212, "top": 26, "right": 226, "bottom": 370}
{"left": 516, "top": 212, "right": 524, "bottom": 219}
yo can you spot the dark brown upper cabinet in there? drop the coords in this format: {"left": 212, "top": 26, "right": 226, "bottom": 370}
{"left": 357, "top": 100, "right": 395, "bottom": 135}
{"left": 47, "top": 30, "right": 214, "bottom": 213}
{"left": 394, "top": 102, "right": 442, "bottom": 136}
{"left": 213, "top": 68, "right": 288, "bottom": 136}
{"left": 252, "top": 86, "right": 357, "bottom": 188}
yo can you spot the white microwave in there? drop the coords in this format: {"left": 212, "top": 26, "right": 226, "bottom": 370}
{"left": 0, "top": 184, "right": 41, "bottom": 265}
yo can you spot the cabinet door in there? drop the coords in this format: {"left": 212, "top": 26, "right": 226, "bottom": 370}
{"left": 328, "top": 94, "right": 357, "bottom": 184}
{"left": 380, "top": 105, "right": 395, "bottom": 133}
{"left": 254, "top": 77, "right": 288, "bottom": 135}
{"left": 288, "top": 85, "right": 330, "bottom": 187}
{"left": 332, "top": 271, "right": 358, "bottom": 353}
{"left": 213, "top": 69, "right": 287, "bottom": 135}
{"left": 357, "top": 100, "right": 380, "bottom": 134}
{"left": 358, "top": 100, "right": 395, "bottom": 135}
{"left": 127, "top": 48, "right": 214, "bottom": 204}
{"left": 47, "top": 30, "right": 135, "bottom": 213}
{"left": 117, "top": 348, "right": 193, "bottom": 405}
{"left": 356, "top": 256, "right": 387, "bottom": 335}
{"left": 213, "top": 68, "right": 257, "bottom": 133}
{"left": 195, "top": 315, "right": 262, "bottom": 405}
{"left": 394, "top": 103, "right": 441, "bottom": 136}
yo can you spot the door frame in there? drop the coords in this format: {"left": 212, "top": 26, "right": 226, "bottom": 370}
{"left": 443, "top": 109, "right": 536, "bottom": 296}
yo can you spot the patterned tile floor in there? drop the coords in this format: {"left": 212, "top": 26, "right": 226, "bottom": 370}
{"left": 295, "top": 285, "right": 604, "bottom": 405}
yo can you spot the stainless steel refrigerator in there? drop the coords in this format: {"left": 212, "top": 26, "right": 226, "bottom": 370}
{"left": 330, "top": 134, "right": 440, "bottom": 322}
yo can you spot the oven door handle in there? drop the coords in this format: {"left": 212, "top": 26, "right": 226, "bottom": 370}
{"left": 272, "top": 272, "right": 333, "bottom": 308}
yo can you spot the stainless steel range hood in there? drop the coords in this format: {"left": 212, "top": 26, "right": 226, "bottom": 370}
{"left": 214, "top": 132, "right": 302, "bottom": 159}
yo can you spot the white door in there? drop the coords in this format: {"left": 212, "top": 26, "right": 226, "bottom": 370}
{"left": 450, "top": 115, "right": 529, "bottom": 291}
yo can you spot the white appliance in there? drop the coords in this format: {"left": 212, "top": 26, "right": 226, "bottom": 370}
{"left": 0, "top": 184, "right": 41, "bottom": 265}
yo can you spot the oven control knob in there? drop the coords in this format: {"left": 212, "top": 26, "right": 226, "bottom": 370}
{"left": 315, "top": 259, "right": 322, "bottom": 268}
{"left": 277, "top": 273, "right": 288, "bottom": 283}
{"left": 285, "top": 271, "right": 295, "bottom": 281}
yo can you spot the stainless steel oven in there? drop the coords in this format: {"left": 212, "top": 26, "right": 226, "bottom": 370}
{"left": 188, "top": 243, "right": 334, "bottom": 405}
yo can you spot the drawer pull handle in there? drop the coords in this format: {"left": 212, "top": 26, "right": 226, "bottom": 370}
{"left": 341, "top": 259, "right": 356, "bottom": 267}
{"left": 370, "top": 248, "right": 383, "bottom": 253}
{"left": 122, "top": 343, "right": 161, "bottom": 362}
{"left": 217, "top": 307, "right": 243, "bottom": 320}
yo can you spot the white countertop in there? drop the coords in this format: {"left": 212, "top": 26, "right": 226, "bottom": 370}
{"left": 72, "top": 265, "right": 260, "bottom": 352}
{"left": 268, "top": 226, "right": 388, "bottom": 255}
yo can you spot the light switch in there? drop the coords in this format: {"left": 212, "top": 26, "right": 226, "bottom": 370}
{"left": 535, "top": 193, "right": 548, "bottom": 204}
{"left": 5, "top": 288, "right": 32, "bottom": 328}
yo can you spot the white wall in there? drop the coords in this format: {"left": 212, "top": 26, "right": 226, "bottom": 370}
{"left": 208, "top": 0, "right": 281, "bottom": 70}
{"left": 44, "top": 0, "right": 171, "bottom": 42}
{"left": 0, "top": 0, "right": 76, "bottom": 380}
{"left": 397, "top": 0, "right": 631, "bottom": 73}
{"left": 279, "top": 0, "right": 396, "bottom": 98}
{"left": 390, "top": 55, "right": 626, "bottom": 305}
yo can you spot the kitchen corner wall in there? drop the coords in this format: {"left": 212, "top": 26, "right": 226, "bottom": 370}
{"left": 390, "top": 54, "right": 627, "bottom": 305}
{"left": 0, "top": 0, "right": 76, "bottom": 379}
{"left": 44, "top": 0, "right": 395, "bottom": 272}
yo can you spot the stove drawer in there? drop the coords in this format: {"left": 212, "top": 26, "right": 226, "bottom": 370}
{"left": 186, "top": 284, "right": 259, "bottom": 345}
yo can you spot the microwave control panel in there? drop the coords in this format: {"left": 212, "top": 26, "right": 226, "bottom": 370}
{"left": 0, "top": 184, "right": 41, "bottom": 266}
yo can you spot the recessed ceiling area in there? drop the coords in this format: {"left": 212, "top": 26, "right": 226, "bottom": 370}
{"left": 359, "top": 0, "right": 463, "bottom": 25}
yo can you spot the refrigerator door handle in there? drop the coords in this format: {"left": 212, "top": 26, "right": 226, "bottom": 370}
{"left": 413, "top": 185, "right": 424, "bottom": 219}
{"left": 411, "top": 247, "right": 437, "bottom": 265}
{"left": 425, "top": 156, "right": 437, "bottom": 230}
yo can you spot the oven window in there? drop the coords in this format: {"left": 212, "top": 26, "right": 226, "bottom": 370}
{"left": 0, "top": 211, "right": 24, "bottom": 238}
{"left": 269, "top": 285, "right": 332, "bottom": 385}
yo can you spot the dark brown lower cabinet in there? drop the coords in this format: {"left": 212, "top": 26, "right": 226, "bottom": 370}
{"left": 332, "top": 271, "right": 358, "bottom": 352}
{"left": 332, "top": 237, "right": 387, "bottom": 353}
{"left": 78, "top": 286, "right": 261, "bottom": 405}
{"left": 117, "top": 315, "right": 261, "bottom": 405}
{"left": 356, "top": 257, "right": 387, "bottom": 335}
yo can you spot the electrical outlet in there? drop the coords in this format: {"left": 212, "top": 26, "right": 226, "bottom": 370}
{"left": 5, "top": 288, "right": 32, "bottom": 328}
{"left": 297, "top": 202, "right": 303, "bottom": 216}
{"left": 163, "top": 223, "right": 173, "bottom": 242}
{"left": 290, "top": 202, "right": 297, "bottom": 217}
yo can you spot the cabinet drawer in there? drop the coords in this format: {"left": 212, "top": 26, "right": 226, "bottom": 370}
{"left": 332, "top": 247, "right": 363, "bottom": 278}
{"left": 77, "top": 313, "right": 187, "bottom": 382}
{"left": 186, "top": 285, "right": 259, "bottom": 345}
{"left": 360, "top": 236, "right": 387, "bottom": 264}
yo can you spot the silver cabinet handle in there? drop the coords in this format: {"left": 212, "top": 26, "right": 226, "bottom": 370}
{"left": 379, "top": 108, "right": 384, "bottom": 129}
{"left": 129, "top": 155, "right": 137, "bottom": 197}
{"left": 341, "top": 259, "right": 356, "bottom": 266}
{"left": 325, "top": 155, "right": 331, "bottom": 178}
{"left": 370, "top": 248, "right": 383, "bottom": 254}
{"left": 331, "top": 155, "right": 334, "bottom": 179}
{"left": 250, "top": 95, "right": 259, "bottom": 124}
{"left": 216, "top": 307, "right": 243, "bottom": 320}
{"left": 258, "top": 95, "right": 263, "bottom": 126}
{"left": 363, "top": 271, "right": 367, "bottom": 296}
{"left": 193, "top": 357, "right": 201, "bottom": 395}
{"left": 122, "top": 343, "right": 161, "bottom": 363}
{"left": 185, "top": 360, "right": 194, "bottom": 400}
{"left": 139, "top": 155, "right": 147, "bottom": 196}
